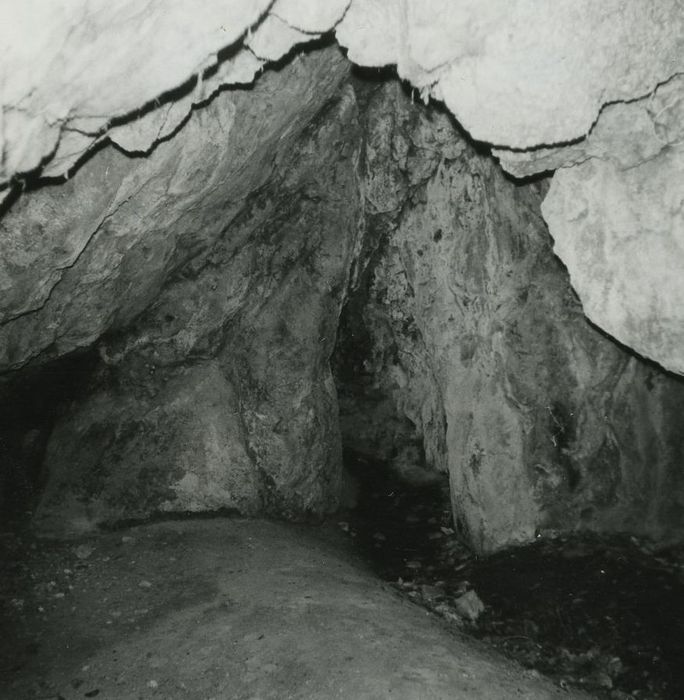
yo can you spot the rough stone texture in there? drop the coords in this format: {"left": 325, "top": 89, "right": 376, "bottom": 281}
{"left": 9, "top": 47, "right": 362, "bottom": 532}
{"left": 34, "top": 363, "right": 260, "bottom": 535}
{"left": 542, "top": 154, "right": 684, "bottom": 376}
{"left": 0, "top": 0, "right": 272, "bottom": 183}
{"left": 337, "top": 2, "right": 684, "bottom": 147}
{"left": 493, "top": 74, "right": 684, "bottom": 375}
{"left": 0, "top": 47, "right": 349, "bottom": 371}
{"left": 3, "top": 1, "right": 683, "bottom": 177}
{"left": 495, "top": 75, "right": 684, "bottom": 179}
{"left": 3, "top": 2, "right": 684, "bottom": 373}
{"left": 5, "top": 1, "right": 682, "bottom": 183}
{"left": 1, "top": 19, "right": 684, "bottom": 550}
{"left": 335, "top": 83, "right": 684, "bottom": 552}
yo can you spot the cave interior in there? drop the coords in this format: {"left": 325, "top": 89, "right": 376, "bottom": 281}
{"left": 2, "top": 7, "right": 684, "bottom": 699}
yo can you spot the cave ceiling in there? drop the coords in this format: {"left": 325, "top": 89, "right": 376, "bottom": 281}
{"left": 2, "top": 0, "right": 684, "bottom": 373}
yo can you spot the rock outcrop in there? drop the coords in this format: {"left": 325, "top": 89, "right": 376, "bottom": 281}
{"left": 335, "top": 83, "right": 684, "bottom": 551}
{"left": 1, "top": 8, "right": 684, "bottom": 551}
{"left": 3, "top": 2, "right": 684, "bottom": 371}
{"left": 4, "top": 46, "right": 363, "bottom": 533}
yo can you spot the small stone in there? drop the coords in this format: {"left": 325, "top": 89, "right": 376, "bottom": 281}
{"left": 372, "top": 532, "right": 386, "bottom": 541}
{"left": 405, "top": 560, "right": 422, "bottom": 569}
{"left": 74, "top": 544, "right": 94, "bottom": 560}
{"left": 420, "top": 585, "right": 444, "bottom": 601}
{"left": 147, "top": 680, "right": 159, "bottom": 689}
{"left": 440, "top": 526, "right": 455, "bottom": 535}
{"left": 138, "top": 580, "right": 153, "bottom": 589}
{"left": 337, "top": 521, "right": 350, "bottom": 532}
{"left": 121, "top": 536, "right": 135, "bottom": 544}
{"left": 588, "top": 671, "right": 613, "bottom": 689}
{"left": 453, "top": 589, "right": 485, "bottom": 622}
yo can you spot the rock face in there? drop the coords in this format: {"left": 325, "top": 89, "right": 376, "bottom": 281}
{"left": 1, "top": 39, "right": 684, "bottom": 552}
{"left": 0, "top": 48, "right": 351, "bottom": 371}
{"left": 35, "top": 363, "right": 260, "bottom": 533}
{"left": 4, "top": 46, "right": 363, "bottom": 534}
{"left": 335, "top": 83, "right": 684, "bottom": 551}
{"left": 4, "top": 2, "right": 684, "bottom": 373}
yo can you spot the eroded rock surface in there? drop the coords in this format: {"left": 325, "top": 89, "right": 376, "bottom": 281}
{"left": 3, "top": 2, "right": 684, "bottom": 373}
{"left": 5, "top": 47, "right": 363, "bottom": 532}
{"left": 0, "top": 48, "right": 349, "bottom": 371}
{"left": 335, "top": 83, "right": 684, "bottom": 551}
{"left": 1, "top": 40, "right": 684, "bottom": 553}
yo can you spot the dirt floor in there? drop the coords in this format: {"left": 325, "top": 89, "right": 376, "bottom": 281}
{"left": 0, "top": 517, "right": 590, "bottom": 700}
{"left": 344, "top": 454, "right": 684, "bottom": 700}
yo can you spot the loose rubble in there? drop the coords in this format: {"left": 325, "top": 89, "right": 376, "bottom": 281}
{"left": 343, "top": 452, "right": 684, "bottom": 700}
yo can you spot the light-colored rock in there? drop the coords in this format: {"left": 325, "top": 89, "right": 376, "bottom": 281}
{"left": 34, "top": 362, "right": 261, "bottom": 535}
{"left": 0, "top": 0, "right": 273, "bottom": 181}
{"left": 271, "top": 0, "right": 351, "bottom": 33}
{"left": 2, "top": 0, "right": 684, "bottom": 376}
{"left": 336, "top": 1, "right": 684, "bottom": 147}
{"left": 542, "top": 152, "right": 684, "bottom": 376}
{"left": 0, "top": 47, "right": 349, "bottom": 371}
{"left": 4, "top": 1, "right": 684, "bottom": 183}
{"left": 30, "top": 59, "right": 363, "bottom": 531}
{"left": 454, "top": 589, "right": 485, "bottom": 622}
{"left": 495, "top": 75, "right": 684, "bottom": 178}
{"left": 336, "top": 82, "right": 684, "bottom": 552}
{"left": 246, "top": 14, "right": 314, "bottom": 61}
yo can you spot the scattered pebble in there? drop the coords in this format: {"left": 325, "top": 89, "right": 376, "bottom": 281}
{"left": 74, "top": 544, "right": 94, "bottom": 560}
{"left": 453, "top": 589, "right": 485, "bottom": 622}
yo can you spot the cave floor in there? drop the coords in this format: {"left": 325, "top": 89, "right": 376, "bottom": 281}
{"left": 344, "top": 456, "right": 684, "bottom": 700}
{"left": 0, "top": 518, "right": 587, "bottom": 700}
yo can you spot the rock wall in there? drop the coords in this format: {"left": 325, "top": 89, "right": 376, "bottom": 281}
{"left": 335, "top": 82, "right": 684, "bottom": 552}
{"left": 2, "top": 42, "right": 684, "bottom": 552}
{"left": 3, "top": 2, "right": 684, "bottom": 373}
{"left": 1, "top": 47, "right": 363, "bottom": 533}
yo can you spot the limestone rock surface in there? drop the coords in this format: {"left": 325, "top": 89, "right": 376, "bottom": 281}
{"left": 34, "top": 363, "right": 260, "bottom": 535}
{"left": 4, "top": 0, "right": 683, "bottom": 188}
{"left": 0, "top": 48, "right": 349, "bottom": 371}
{"left": 3, "top": 1, "right": 684, "bottom": 373}
{"left": 336, "top": 83, "right": 684, "bottom": 551}
{"left": 542, "top": 153, "right": 684, "bottom": 375}
{"left": 13, "top": 47, "right": 362, "bottom": 532}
